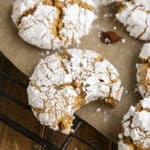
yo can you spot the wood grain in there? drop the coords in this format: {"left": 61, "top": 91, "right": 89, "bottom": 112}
{"left": 0, "top": 52, "right": 42, "bottom": 150}
{"left": 0, "top": 52, "right": 116, "bottom": 150}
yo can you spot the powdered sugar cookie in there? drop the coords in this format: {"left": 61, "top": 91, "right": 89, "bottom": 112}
{"left": 27, "top": 49, "right": 123, "bottom": 134}
{"left": 116, "top": 0, "right": 150, "bottom": 41}
{"left": 11, "top": 0, "right": 96, "bottom": 50}
{"left": 118, "top": 97, "right": 150, "bottom": 150}
{"left": 136, "top": 43, "right": 150, "bottom": 98}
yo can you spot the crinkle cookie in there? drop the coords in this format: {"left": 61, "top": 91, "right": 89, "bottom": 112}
{"left": 27, "top": 49, "right": 123, "bottom": 134}
{"left": 11, "top": 0, "right": 96, "bottom": 50}
{"left": 136, "top": 43, "right": 150, "bottom": 98}
{"left": 118, "top": 97, "right": 150, "bottom": 150}
{"left": 116, "top": 0, "right": 150, "bottom": 41}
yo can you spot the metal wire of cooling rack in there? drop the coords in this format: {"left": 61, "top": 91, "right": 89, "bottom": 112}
{"left": 0, "top": 51, "right": 117, "bottom": 150}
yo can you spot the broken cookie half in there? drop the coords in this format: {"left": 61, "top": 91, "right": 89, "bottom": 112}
{"left": 136, "top": 43, "right": 150, "bottom": 98}
{"left": 118, "top": 97, "right": 150, "bottom": 150}
{"left": 27, "top": 49, "right": 123, "bottom": 134}
{"left": 116, "top": 0, "right": 150, "bottom": 41}
{"left": 11, "top": 0, "right": 96, "bottom": 50}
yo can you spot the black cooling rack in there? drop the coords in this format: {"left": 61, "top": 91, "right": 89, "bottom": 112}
{"left": 0, "top": 51, "right": 117, "bottom": 150}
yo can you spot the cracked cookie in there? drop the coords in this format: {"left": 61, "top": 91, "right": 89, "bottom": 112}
{"left": 27, "top": 49, "right": 123, "bottom": 134}
{"left": 118, "top": 97, "right": 150, "bottom": 150}
{"left": 11, "top": 0, "right": 96, "bottom": 50}
{"left": 136, "top": 43, "right": 150, "bottom": 98}
{"left": 116, "top": 0, "right": 150, "bottom": 41}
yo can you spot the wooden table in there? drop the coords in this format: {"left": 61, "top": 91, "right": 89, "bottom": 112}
{"left": 0, "top": 52, "right": 117, "bottom": 150}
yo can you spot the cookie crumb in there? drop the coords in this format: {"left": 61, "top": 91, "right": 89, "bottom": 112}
{"left": 104, "top": 118, "right": 108, "bottom": 123}
{"left": 34, "top": 145, "right": 39, "bottom": 149}
{"left": 98, "top": 44, "right": 101, "bottom": 47}
{"left": 41, "top": 52, "right": 45, "bottom": 56}
{"left": 46, "top": 51, "right": 50, "bottom": 55}
{"left": 133, "top": 88, "right": 138, "bottom": 93}
{"left": 104, "top": 14, "right": 108, "bottom": 18}
{"left": 124, "top": 90, "right": 128, "bottom": 94}
{"left": 109, "top": 13, "right": 113, "bottom": 17}
{"left": 121, "top": 38, "right": 126, "bottom": 44}
{"left": 96, "top": 108, "right": 101, "bottom": 112}
{"left": 113, "top": 26, "right": 117, "bottom": 30}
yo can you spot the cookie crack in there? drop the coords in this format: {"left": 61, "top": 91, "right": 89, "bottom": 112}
{"left": 124, "top": 5, "right": 140, "bottom": 28}
{"left": 104, "top": 67, "right": 119, "bottom": 105}
{"left": 42, "top": 0, "right": 94, "bottom": 39}
{"left": 17, "top": 5, "right": 38, "bottom": 27}
{"left": 138, "top": 16, "right": 149, "bottom": 39}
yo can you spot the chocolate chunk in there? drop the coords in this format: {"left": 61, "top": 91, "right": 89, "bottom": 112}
{"left": 100, "top": 31, "right": 122, "bottom": 44}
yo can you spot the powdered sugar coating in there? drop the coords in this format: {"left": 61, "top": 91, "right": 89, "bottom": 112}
{"left": 118, "top": 97, "right": 150, "bottom": 150}
{"left": 118, "top": 141, "right": 134, "bottom": 150}
{"left": 59, "top": 4, "right": 96, "bottom": 48}
{"left": 136, "top": 43, "right": 150, "bottom": 98}
{"left": 139, "top": 43, "right": 150, "bottom": 60}
{"left": 27, "top": 49, "right": 123, "bottom": 134}
{"left": 11, "top": 0, "right": 96, "bottom": 50}
{"left": 116, "top": 0, "right": 150, "bottom": 41}
{"left": 19, "top": 4, "right": 61, "bottom": 49}
{"left": 11, "top": 0, "right": 39, "bottom": 26}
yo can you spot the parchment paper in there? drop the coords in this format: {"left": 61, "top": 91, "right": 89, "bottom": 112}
{"left": 0, "top": 1, "right": 144, "bottom": 142}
